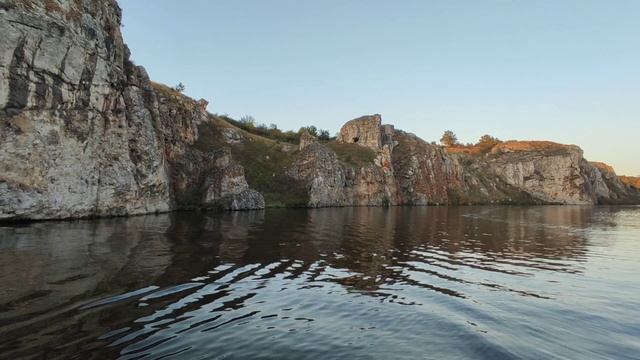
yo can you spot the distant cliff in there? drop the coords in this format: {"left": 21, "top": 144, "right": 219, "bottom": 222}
{"left": 1, "top": 0, "right": 638, "bottom": 221}
{"left": 286, "top": 116, "right": 639, "bottom": 207}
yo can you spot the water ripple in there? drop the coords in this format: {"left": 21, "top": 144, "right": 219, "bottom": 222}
{"left": 1, "top": 206, "right": 639, "bottom": 359}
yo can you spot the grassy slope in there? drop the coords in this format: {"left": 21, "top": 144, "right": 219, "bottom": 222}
{"left": 325, "top": 142, "right": 376, "bottom": 168}
{"left": 193, "top": 116, "right": 309, "bottom": 208}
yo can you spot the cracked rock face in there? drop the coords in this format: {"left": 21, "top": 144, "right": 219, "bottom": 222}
{"left": 391, "top": 130, "right": 464, "bottom": 205}
{"left": 291, "top": 115, "right": 639, "bottom": 206}
{"left": 289, "top": 116, "right": 398, "bottom": 207}
{"left": 483, "top": 143, "right": 593, "bottom": 204}
{"left": 0, "top": 0, "right": 171, "bottom": 220}
{"left": 0, "top": 0, "right": 263, "bottom": 220}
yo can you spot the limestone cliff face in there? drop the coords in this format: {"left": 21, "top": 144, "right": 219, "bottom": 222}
{"left": 473, "top": 144, "right": 638, "bottom": 205}
{"left": 153, "top": 85, "right": 264, "bottom": 211}
{"left": 391, "top": 131, "right": 464, "bottom": 205}
{"left": 589, "top": 162, "right": 639, "bottom": 203}
{"left": 0, "top": 0, "right": 262, "bottom": 220}
{"left": 287, "top": 116, "right": 639, "bottom": 206}
{"left": 288, "top": 116, "right": 398, "bottom": 207}
{"left": 287, "top": 140, "right": 348, "bottom": 207}
{"left": 0, "top": 0, "right": 170, "bottom": 220}
{"left": 481, "top": 142, "right": 594, "bottom": 204}
{"left": 337, "top": 114, "right": 383, "bottom": 150}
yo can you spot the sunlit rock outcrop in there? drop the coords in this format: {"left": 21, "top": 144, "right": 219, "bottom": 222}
{"left": 337, "top": 114, "right": 383, "bottom": 150}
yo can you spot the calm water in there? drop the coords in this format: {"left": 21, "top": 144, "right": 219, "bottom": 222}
{"left": 0, "top": 206, "right": 639, "bottom": 359}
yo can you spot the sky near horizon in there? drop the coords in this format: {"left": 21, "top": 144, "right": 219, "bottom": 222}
{"left": 119, "top": 0, "right": 640, "bottom": 175}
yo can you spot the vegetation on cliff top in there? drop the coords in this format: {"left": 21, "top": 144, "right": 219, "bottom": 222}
{"left": 441, "top": 131, "right": 502, "bottom": 155}
{"left": 194, "top": 120, "right": 309, "bottom": 208}
{"left": 620, "top": 176, "right": 640, "bottom": 190}
{"left": 218, "top": 114, "right": 334, "bottom": 145}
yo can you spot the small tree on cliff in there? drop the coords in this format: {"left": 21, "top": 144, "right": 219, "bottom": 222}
{"left": 299, "top": 126, "right": 318, "bottom": 137}
{"left": 173, "top": 82, "right": 186, "bottom": 93}
{"left": 318, "top": 129, "right": 331, "bottom": 141}
{"left": 440, "top": 130, "right": 459, "bottom": 147}
{"left": 476, "top": 134, "right": 501, "bottom": 150}
{"left": 240, "top": 115, "right": 256, "bottom": 128}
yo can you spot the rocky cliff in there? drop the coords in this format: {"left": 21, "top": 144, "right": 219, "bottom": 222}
{"left": 1, "top": 1, "right": 637, "bottom": 221}
{"left": 286, "top": 116, "right": 639, "bottom": 207}
{"left": 619, "top": 175, "right": 640, "bottom": 191}
{"left": 0, "top": 0, "right": 263, "bottom": 221}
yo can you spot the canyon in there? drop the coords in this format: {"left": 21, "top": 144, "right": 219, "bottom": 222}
{"left": 1, "top": 0, "right": 638, "bottom": 221}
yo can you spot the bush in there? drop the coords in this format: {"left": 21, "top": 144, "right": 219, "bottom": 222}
{"left": 318, "top": 130, "right": 331, "bottom": 141}
{"left": 440, "top": 130, "right": 459, "bottom": 147}
{"left": 476, "top": 134, "right": 501, "bottom": 151}
{"left": 217, "top": 115, "right": 333, "bottom": 145}
{"left": 172, "top": 82, "right": 186, "bottom": 93}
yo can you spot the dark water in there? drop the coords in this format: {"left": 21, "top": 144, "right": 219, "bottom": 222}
{"left": 1, "top": 206, "right": 639, "bottom": 360}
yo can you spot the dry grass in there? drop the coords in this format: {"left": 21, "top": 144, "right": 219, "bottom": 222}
{"left": 491, "top": 140, "right": 576, "bottom": 153}
{"left": 151, "top": 82, "right": 184, "bottom": 97}
{"left": 620, "top": 176, "right": 640, "bottom": 189}
{"left": 591, "top": 161, "right": 616, "bottom": 174}
{"left": 151, "top": 81, "right": 204, "bottom": 113}
{"left": 445, "top": 145, "right": 485, "bottom": 155}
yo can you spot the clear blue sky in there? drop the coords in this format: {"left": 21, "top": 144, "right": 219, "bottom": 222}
{"left": 119, "top": 0, "right": 640, "bottom": 175}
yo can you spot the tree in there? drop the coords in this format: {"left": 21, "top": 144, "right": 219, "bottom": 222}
{"left": 476, "top": 134, "right": 501, "bottom": 149}
{"left": 240, "top": 115, "right": 256, "bottom": 128}
{"left": 318, "top": 129, "right": 331, "bottom": 141}
{"left": 440, "top": 130, "right": 458, "bottom": 147}
{"left": 307, "top": 126, "right": 318, "bottom": 137}
{"left": 173, "top": 82, "right": 185, "bottom": 93}
{"left": 299, "top": 126, "right": 318, "bottom": 137}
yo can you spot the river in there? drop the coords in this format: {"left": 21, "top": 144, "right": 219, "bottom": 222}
{"left": 1, "top": 206, "right": 639, "bottom": 359}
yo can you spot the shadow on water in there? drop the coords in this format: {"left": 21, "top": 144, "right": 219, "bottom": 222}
{"left": 0, "top": 206, "right": 639, "bottom": 359}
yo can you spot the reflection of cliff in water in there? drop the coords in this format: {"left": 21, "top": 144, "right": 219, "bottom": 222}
{"left": 0, "top": 215, "right": 174, "bottom": 357}
{"left": 0, "top": 206, "right": 627, "bottom": 358}
{"left": 157, "top": 206, "right": 606, "bottom": 297}
{"left": 0, "top": 206, "right": 608, "bottom": 314}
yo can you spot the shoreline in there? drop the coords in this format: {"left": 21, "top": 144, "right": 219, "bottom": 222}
{"left": 3, "top": 202, "right": 640, "bottom": 225}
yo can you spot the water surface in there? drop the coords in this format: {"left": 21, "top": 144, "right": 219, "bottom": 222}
{"left": 1, "top": 206, "right": 639, "bottom": 359}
